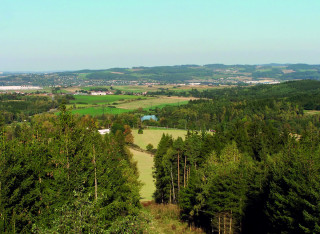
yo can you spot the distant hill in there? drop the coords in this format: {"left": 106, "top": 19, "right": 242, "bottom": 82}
{"left": 2, "top": 63, "right": 320, "bottom": 86}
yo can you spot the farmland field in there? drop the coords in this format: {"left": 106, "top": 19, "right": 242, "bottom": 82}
{"left": 70, "top": 95, "right": 145, "bottom": 105}
{"left": 68, "top": 95, "right": 192, "bottom": 116}
{"left": 130, "top": 148, "right": 155, "bottom": 201}
{"left": 132, "top": 128, "right": 187, "bottom": 150}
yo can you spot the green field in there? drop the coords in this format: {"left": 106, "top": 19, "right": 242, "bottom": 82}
{"left": 132, "top": 128, "right": 187, "bottom": 150}
{"left": 130, "top": 128, "right": 187, "bottom": 201}
{"left": 70, "top": 95, "right": 144, "bottom": 105}
{"left": 67, "top": 95, "right": 191, "bottom": 116}
{"left": 130, "top": 148, "right": 155, "bottom": 201}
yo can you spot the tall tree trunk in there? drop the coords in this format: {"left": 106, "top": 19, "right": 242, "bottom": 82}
{"left": 169, "top": 184, "right": 172, "bottom": 204}
{"left": 229, "top": 211, "right": 232, "bottom": 234}
{"left": 186, "top": 167, "right": 189, "bottom": 185}
{"left": 184, "top": 156, "right": 186, "bottom": 188}
{"left": 177, "top": 151, "right": 180, "bottom": 193}
{"left": 224, "top": 213, "right": 226, "bottom": 234}
{"left": 188, "top": 167, "right": 191, "bottom": 185}
{"left": 93, "top": 145, "right": 98, "bottom": 201}
{"left": 170, "top": 165, "right": 175, "bottom": 203}
{"left": 219, "top": 214, "right": 221, "bottom": 234}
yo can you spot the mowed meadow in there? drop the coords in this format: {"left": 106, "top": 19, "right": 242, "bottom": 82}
{"left": 131, "top": 128, "right": 187, "bottom": 201}
{"left": 67, "top": 95, "right": 192, "bottom": 116}
{"left": 132, "top": 128, "right": 187, "bottom": 150}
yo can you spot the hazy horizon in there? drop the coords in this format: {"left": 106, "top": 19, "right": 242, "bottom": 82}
{"left": 1, "top": 0, "right": 319, "bottom": 71}
{"left": 2, "top": 62, "right": 320, "bottom": 74}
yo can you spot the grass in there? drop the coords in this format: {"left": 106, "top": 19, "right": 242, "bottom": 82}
{"left": 130, "top": 148, "right": 155, "bottom": 201}
{"left": 130, "top": 128, "right": 187, "bottom": 200}
{"left": 132, "top": 128, "right": 187, "bottom": 150}
{"left": 142, "top": 202, "right": 204, "bottom": 233}
{"left": 304, "top": 110, "right": 320, "bottom": 115}
{"left": 70, "top": 95, "right": 143, "bottom": 105}
{"left": 66, "top": 95, "right": 191, "bottom": 116}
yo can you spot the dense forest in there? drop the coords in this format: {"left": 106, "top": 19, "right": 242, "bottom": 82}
{"left": 0, "top": 93, "right": 74, "bottom": 124}
{"left": 0, "top": 107, "right": 143, "bottom": 233}
{"left": 151, "top": 80, "right": 320, "bottom": 233}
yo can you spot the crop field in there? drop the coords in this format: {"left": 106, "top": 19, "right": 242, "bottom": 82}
{"left": 132, "top": 128, "right": 187, "bottom": 150}
{"left": 67, "top": 95, "right": 191, "bottom": 116}
{"left": 130, "top": 148, "right": 155, "bottom": 201}
{"left": 70, "top": 95, "right": 144, "bottom": 105}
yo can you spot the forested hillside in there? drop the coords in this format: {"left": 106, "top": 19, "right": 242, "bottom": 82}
{"left": 145, "top": 80, "right": 320, "bottom": 132}
{"left": 152, "top": 80, "right": 320, "bottom": 233}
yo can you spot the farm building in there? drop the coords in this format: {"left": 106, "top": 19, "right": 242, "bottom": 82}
{"left": 91, "top": 91, "right": 107, "bottom": 95}
{"left": 98, "top": 129, "right": 110, "bottom": 135}
{"left": 141, "top": 115, "right": 158, "bottom": 122}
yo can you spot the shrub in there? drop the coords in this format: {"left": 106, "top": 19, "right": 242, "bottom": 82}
{"left": 146, "top": 143, "right": 154, "bottom": 151}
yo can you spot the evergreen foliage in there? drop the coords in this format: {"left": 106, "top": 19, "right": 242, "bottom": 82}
{"left": 152, "top": 80, "right": 320, "bottom": 233}
{"left": 0, "top": 107, "right": 141, "bottom": 232}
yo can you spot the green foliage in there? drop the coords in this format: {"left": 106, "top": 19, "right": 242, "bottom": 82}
{"left": 146, "top": 143, "right": 154, "bottom": 151}
{"left": 0, "top": 93, "right": 56, "bottom": 124}
{"left": 0, "top": 108, "right": 141, "bottom": 232}
{"left": 152, "top": 80, "right": 320, "bottom": 232}
{"left": 264, "top": 142, "right": 320, "bottom": 233}
{"left": 138, "top": 128, "right": 143, "bottom": 134}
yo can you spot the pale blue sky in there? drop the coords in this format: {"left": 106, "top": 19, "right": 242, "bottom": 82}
{"left": 1, "top": 0, "right": 319, "bottom": 71}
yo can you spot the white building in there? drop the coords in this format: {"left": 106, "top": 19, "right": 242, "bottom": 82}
{"left": 91, "top": 91, "right": 107, "bottom": 96}
{"left": 98, "top": 129, "right": 110, "bottom": 135}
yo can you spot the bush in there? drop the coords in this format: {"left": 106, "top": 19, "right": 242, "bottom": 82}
{"left": 146, "top": 143, "right": 154, "bottom": 151}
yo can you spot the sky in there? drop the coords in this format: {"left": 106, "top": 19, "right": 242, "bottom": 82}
{"left": 1, "top": 0, "right": 319, "bottom": 71}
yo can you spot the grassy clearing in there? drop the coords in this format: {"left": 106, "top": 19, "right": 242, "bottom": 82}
{"left": 130, "top": 148, "right": 155, "bottom": 201}
{"left": 142, "top": 202, "right": 204, "bottom": 233}
{"left": 132, "top": 128, "right": 187, "bottom": 150}
{"left": 304, "top": 110, "right": 320, "bottom": 115}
